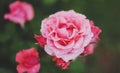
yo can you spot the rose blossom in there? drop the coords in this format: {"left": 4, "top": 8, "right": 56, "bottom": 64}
{"left": 16, "top": 48, "right": 40, "bottom": 73}
{"left": 39, "top": 10, "right": 97, "bottom": 62}
{"left": 4, "top": 1, "right": 34, "bottom": 27}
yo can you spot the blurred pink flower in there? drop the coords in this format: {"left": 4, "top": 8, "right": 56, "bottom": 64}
{"left": 16, "top": 48, "right": 40, "bottom": 73}
{"left": 4, "top": 1, "right": 34, "bottom": 27}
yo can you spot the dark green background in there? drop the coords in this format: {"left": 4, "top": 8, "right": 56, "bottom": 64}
{"left": 0, "top": 0, "right": 120, "bottom": 73}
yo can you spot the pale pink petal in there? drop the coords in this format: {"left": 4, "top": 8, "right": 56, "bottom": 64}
{"left": 73, "top": 36, "right": 84, "bottom": 49}
{"left": 58, "top": 48, "right": 84, "bottom": 62}
{"left": 44, "top": 45, "right": 54, "bottom": 56}
{"left": 46, "top": 40, "right": 73, "bottom": 56}
{"left": 83, "top": 33, "right": 93, "bottom": 47}
{"left": 54, "top": 40, "right": 75, "bottom": 49}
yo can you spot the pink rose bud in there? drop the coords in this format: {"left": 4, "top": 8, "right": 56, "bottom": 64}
{"left": 34, "top": 34, "right": 46, "bottom": 48}
{"left": 16, "top": 48, "right": 40, "bottom": 73}
{"left": 81, "top": 44, "right": 95, "bottom": 55}
{"left": 90, "top": 20, "right": 102, "bottom": 42}
{"left": 4, "top": 1, "right": 34, "bottom": 28}
{"left": 52, "top": 57, "right": 71, "bottom": 70}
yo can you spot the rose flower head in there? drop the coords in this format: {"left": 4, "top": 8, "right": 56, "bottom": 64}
{"left": 35, "top": 10, "right": 101, "bottom": 69}
{"left": 4, "top": 1, "right": 34, "bottom": 28}
{"left": 16, "top": 48, "right": 40, "bottom": 73}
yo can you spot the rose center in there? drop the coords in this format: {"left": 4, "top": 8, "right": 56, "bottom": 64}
{"left": 57, "top": 23, "right": 75, "bottom": 38}
{"left": 58, "top": 40, "right": 70, "bottom": 46}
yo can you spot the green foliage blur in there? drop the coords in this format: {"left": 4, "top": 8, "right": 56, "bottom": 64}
{"left": 0, "top": 0, "right": 120, "bottom": 73}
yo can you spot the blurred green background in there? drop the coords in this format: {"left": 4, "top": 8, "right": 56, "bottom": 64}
{"left": 0, "top": 0, "right": 120, "bottom": 73}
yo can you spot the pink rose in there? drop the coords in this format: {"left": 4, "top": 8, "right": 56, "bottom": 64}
{"left": 4, "top": 1, "right": 34, "bottom": 27}
{"left": 16, "top": 48, "right": 40, "bottom": 73}
{"left": 40, "top": 10, "right": 94, "bottom": 62}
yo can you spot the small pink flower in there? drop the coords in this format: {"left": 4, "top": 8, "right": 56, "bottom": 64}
{"left": 16, "top": 48, "right": 40, "bottom": 73}
{"left": 4, "top": 1, "right": 34, "bottom": 27}
{"left": 34, "top": 34, "right": 47, "bottom": 48}
{"left": 90, "top": 20, "right": 102, "bottom": 42}
{"left": 52, "top": 57, "right": 71, "bottom": 70}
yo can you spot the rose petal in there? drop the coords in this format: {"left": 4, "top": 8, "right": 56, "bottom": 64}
{"left": 57, "top": 48, "right": 84, "bottom": 62}
{"left": 54, "top": 40, "right": 75, "bottom": 49}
